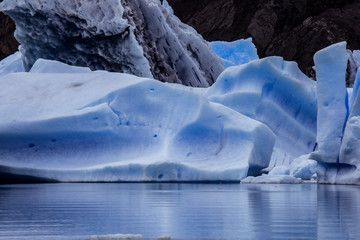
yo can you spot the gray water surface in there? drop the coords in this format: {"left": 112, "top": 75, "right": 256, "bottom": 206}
{"left": 0, "top": 183, "right": 359, "bottom": 240}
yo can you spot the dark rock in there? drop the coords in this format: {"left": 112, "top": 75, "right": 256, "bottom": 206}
{"left": 0, "top": 6, "right": 19, "bottom": 60}
{"left": 168, "top": 0, "right": 360, "bottom": 78}
{"left": 0, "top": 0, "right": 224, "bottom": 87}
{"left": 2, "top": 0, "right": 360, "bottom": 81}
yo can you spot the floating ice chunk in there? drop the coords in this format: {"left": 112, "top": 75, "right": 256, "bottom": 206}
{"left": 209, "top": 38, "right": 259, "bottom": 67}
{"left": 206, "top": 57, "right": 317, "bottom": 167}
{"left": 0, "top": 51, "right": 24, "bottom": 77}
{"left": 0, "top": 59, "right": 274, "bottom": 182}
{"left": 89, "top": 234, "right": 143, "bottom": 240}
{"left": 310, "top": 42, "right": 348, "bottom": 164}
{"left": 89, "top": 235, "right": 172, "bottom": 240}
{"left": 241, "top": 175, "right": 302, "bottom": 184}
{"left": 289, "top": 154, "right": 317, "bottom": 180}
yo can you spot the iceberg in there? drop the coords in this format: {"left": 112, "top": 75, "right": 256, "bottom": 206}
{"left": 337, "top": 69, "right": 360, "bottom": 184}
{"left": 90, "top": 234, "right": 144, "bottom": 240}
{"left": 0, "top": 59, "right": 274, "bottom": 182}
{"left": 0, "top": 0, "right": 224, "bottom": 87}
{"left": 206, "top": 57, "right": 318, "bottom": 167}
{"left": 310, "top": 42, "right": 349, "bottom": 165}
{"left": 0, "top": 51, "right": 24, "bottom": 77}
{"left": 289, "top": 154, "right": 317, "bottom": 180}
{"left": 89, "top": 234, "right": 172, "bottom": 240}
{"left": 307, "top": 42, "right": 351, "bottom": 184}
{"left": 241, "top": 175, "right": 302, "bottom": 184}
{"left": 208, "top": 38, "right": 259, "bottom": 68}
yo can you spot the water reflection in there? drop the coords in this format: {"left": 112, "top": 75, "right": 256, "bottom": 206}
{"left": 0, "top": 183, "right": 359, "bottom": 239}
{"left": 246, "top": 184, "right": 317, "bottom": 239}
{"left": 317, "top": 185, "right": 360, "bottom": 239}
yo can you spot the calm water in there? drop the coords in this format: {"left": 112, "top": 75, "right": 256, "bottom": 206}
{"left": 0, "top": 183, "right": 359, "bottom": 240}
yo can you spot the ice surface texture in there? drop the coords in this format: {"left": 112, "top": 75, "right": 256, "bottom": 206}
{"left": 4, "top": 42, "right": 360, "bottom": 183}
{"left": 309, "top": 42, "right": 360, "bottom": 184}
{"left": 0, "top": 51, "right": 24, "bottom": 77}
{"left": 208, "top": 38, "right": 259, "bottom": 68}
{"left": 0, "top": 59, "right": 274, "bottom": 182}
{"left": 310, "top": 42, "right": 349, "bottom": 165}
{"left": 206, "top": 57, "right": 318, "bottom": 167}
{"left": 0, "top": 0, "right": 224, "bottom": 87}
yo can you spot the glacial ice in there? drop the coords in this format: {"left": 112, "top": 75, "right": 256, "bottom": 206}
{"left": 289, "top": 154, "right": 317, "bottom": 180}
{"left": 0, "top": 59, "right": 274, "bottom": 182}
{"left": 90, "top": 234, "right": 143, "bottom": 240}
{"left": 241, "top": 175, "right": 302, "bottom": 184}
{"left": 206, "top": 57, "right": 318, "bottom": 167}
{"left": 89, "top": 234, "right": 171, "bottom": 240}
{"left": 307, "top": 42, "right": 360, "bottom": 184}
{"left": 337, "top": 68, "right": 360, "bottom": 183}
{"left": 3, "top": 39, "right": 360, "bottom": 183}
{"left": 268, "top": 166, "right": 290, "bottom": 176}
{"left": 310, "top": 42, "right": 349, "bottom": 165}
{"left": 208, "top": 38, "right": 259, "bottom": 68}
{"left": 0, "top": 0, "right": 224, "bottom": 87}
{"left": 0, "top": 51, "right": 24, "bottom": 77}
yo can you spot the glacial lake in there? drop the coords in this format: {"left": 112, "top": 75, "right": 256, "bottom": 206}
{"left": 0, "top": 183, "right": 359, "bottom": 240}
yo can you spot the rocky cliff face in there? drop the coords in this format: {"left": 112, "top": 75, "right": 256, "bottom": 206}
{"left": 168, "top": 0, "right": 360, "bottom": 77}
{"left": 0, "top": 0, "right": 18, "bottom": 60}
{"left": 0, "top": 0, "right": 224, "bottom": 87}
{"left": 1, "top": 0, "right": 360, "bottom": 81}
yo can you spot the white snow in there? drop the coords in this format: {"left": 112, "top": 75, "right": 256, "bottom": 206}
{"left": 208, "top": 38, "right": 259, "bottom": 67}
{"left": 206, "top": 56, "right": 317, "bottom": 167}
{"left": 0, "top": 59, "right": 274, "bottom": 182}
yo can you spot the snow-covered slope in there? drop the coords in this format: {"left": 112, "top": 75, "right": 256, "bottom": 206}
{"left": 0, "top": 0, "right": 224, "bottom": 87}
{"left": 0, "top": 59, "right": 274, "bottom": 182}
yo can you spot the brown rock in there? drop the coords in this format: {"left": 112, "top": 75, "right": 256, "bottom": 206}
{"left": 169, "top": 0, "right": 360, "bottom": 78}
{"left": 0, "top": 0, "right": 19, "bottom": 60}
